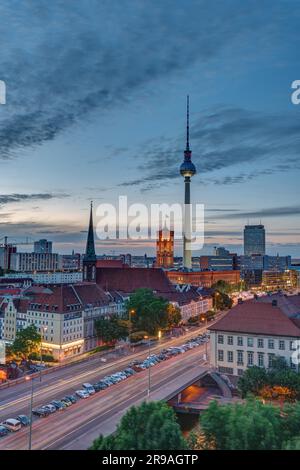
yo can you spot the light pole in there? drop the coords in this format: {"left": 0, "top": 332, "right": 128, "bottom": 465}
{"left": 129, "top": 309, "right": 135, "bottom": 352}
{"left": 40, "top": 326, "right": 47, "bottom": 382}
{"left": 201, "top": 315, "right": 208, "bottom": 361}
{"left": 25, "top": 375, "right": 34, "bottom": 450}
{"left": 144, "top": 335, "right": 151, "bottom": 398}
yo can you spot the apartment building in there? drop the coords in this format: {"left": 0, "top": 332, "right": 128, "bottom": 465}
{"left": 209, "top": 296, "right": 300, "bottom": 376}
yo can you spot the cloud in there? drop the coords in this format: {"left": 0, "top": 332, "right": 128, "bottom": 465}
{"left": 213, "top": 205, "right": 300, "bottom": 220}
{"left": 120, "top": 106, "right": 300, "bottom": 190}
{"left": 0, "top": 0, "right": 284, "bottom": 160}
{"left": 0, "top": 193, "right": 68, "bottom": 206}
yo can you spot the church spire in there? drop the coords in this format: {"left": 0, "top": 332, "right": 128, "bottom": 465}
{"left": 85, "top": 201, "right": 96, "bottom": 261}
{"left": 83, "top": 202, "right": 97, "bottom": 282}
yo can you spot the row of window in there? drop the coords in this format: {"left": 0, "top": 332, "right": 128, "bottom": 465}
{"left": 217, "top": 349, "right": 297, "bottom": 369}
{"left": 217, "top": 334, "right": 296, "bottom": 351}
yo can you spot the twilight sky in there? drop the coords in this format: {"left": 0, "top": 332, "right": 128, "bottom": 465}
{"left": 0, "top": 0, "right": 299, "bottom": 257}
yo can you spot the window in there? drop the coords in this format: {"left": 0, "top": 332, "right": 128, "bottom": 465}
{"left": 218, "top": 335, "right": 224, "bottom": 345}
{"left": 237, "top": 350, "right": 244, "bottom": 365}
{"left": 218, "top": 350, "right": 224, "bottom": 362}
{"left": 279, "top": 340, "right": 285, "bottom": 350}
{"left": 258, "top": 352, "right": 264, "bottom": 367}
{"left": 268, "top": 353, "right": 275, "bottom": 368}
{"left": 247, "top": 351, "right": 254, "bottom": 366}
{"left": 268, "top": 339, "right": 274, "bottom": 350}
{"left": 227, "top": 351, "right": 233, "bottom": 363}
{"left": 290, "top": 341, "right": 296, "bottom": 351}
{"left": 227, "top": 336, "right": 233, "bottom": 345}
{"left": 290, "top": 357, "right": 296, "bottom": 370}
{"left": 257, "top": 338, "right": 264, "bottom": 348}
{"left": 247, "top": 337, "right": 253, "bottom": 348}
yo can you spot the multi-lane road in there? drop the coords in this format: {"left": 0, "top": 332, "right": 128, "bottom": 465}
{"left": 0, "top": 325, "right": 212, "bottom": 450}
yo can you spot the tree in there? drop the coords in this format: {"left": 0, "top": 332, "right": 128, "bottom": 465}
{"left": 237, "top": 361, "right": 300, "bottom": 400}
{"left": 95, "top": 315, "right": 128, "bottom": 344}
{"left": 91, "top": 401, "right": 187, "bottom": 450}
{"left": 126, "top": 288, "right": 169, "bottom": 335}
{"left": 238, "top": 366, "right": 269, "bottom": 398}
{"left": 11, "top": 324, "right": 41, "bottom": 359}
{"left": 167, "top": 304, "right": 182, "bottom": 328}
{"left": 213, "top": 290, "right": 233, "bottom": 311}
{"left": 200, "top": 399, "right": 282, "bottom": 450}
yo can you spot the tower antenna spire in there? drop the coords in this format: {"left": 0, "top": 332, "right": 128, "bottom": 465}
{"left": 186, "top": 94, "right": 190, "bottom": 151}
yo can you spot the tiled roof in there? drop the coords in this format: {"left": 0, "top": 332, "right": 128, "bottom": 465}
{"left": 96, "top": 267, "right": 176, "bottom": 294}
{"left": 209, "top": 298, "right": 300, "bottom": 338}
{"left": 25, "top": 283, "right": 110, "bottom": 313}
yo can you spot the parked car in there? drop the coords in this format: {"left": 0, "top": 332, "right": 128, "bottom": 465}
{"left": 65, "top": 394, "right": 77, "bottom": 404}
{"left": 93, "top": 382, "right": 107, "bottom": 392}
{"left": 82, "top": 383, "right": 95, "bottom": 395}
{"left": 124, "top": 367, "right": 136, "bottom": 375}
{"left": 43, "top": 404, "right": 56, "bottom": 414}
{"left": 50, "top": 400, "right": 66, "bottom": 410}
{"left": 16, "top": 415, "right": 30, "bottom": 427}
{"left": 0, "top": 425, "right": 9, "bottom": 437}
{"left": 32, "top": 407, "right": 50, "bottom": 418}
{"left": 75, "top": 389, "right": 89, "bottom": 399}
{"left": 61, "top": 397, "right": 73, "bottom": 407}
{"left": 1, "top": 419, "right": 22, "bottom": 432}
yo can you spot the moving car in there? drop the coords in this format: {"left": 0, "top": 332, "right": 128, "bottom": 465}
{"left": 1, "top": 419, "right": 22, "bottom": 432}
{"left": 16, "top": 415, "right": 30, "bottom": 426}
{"left": 75, "top": 389, "right": 89, "bottom": 399}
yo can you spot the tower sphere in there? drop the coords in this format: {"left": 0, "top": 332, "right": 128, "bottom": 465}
{"left": 180, "top": 159, "right": 196, "bottom": 178}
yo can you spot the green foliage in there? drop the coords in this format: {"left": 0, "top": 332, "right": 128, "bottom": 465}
{"left": 91, "top": 401, "right": 187, "bottom": 450}
{"left": 200, "top": 399, "right": 283, "bottom": 450}
{"left": 167, "top": 304, "right": 182, "bottom": 328}
{"left": 201, "top": 399, "right": 300, "bottom": 450}
{"left": 28, "top": 352, "right": 55, "bottom": 362}
{"left": 238, "top": 362, "right": 300, "bottom": 400}
{"left": 126, "top": 288, "right": 169, "bottom": 335}
{"left": 94, "top": 315, "right": 128, "bottom": 344}
{"left": 11, "top": 324, "right": 41, "bottom": 359}
{"left": 213, "top": 290, "right": 233, "bottom": 311}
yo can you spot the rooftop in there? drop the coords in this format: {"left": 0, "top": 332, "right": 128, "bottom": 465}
{"left": 209, "top": 296, "right": 300, "bottom": 338}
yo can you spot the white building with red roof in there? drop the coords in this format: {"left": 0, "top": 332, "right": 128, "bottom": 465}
{"left": 209, "top": 295, "right": 300, "bottom": 376}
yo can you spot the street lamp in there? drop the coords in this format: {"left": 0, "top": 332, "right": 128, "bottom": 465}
{"left": 128, "top": 309, "right": 135, "bottom": 351}
{"left": 40, "top": 326, "right": 48, "bottom": 382}
{"left": 144, "top": 335, "right": 151, "bottom": 398}
{"left": 25, "top": 375, "right": 34, "bottom": 450}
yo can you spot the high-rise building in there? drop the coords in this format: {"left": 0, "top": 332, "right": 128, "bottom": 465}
{"left": 180, "top": 96, "right": 196, "bottom": 269}
{"left": 156, "top": 223, "right": 174, "bottom": 268}
{"left": 10, "top": 252, "right": 59, "bottom": 272}
{"left": 34, "top": 239, "right": 52, "bottom": 254}
{"left": 83, "top": 202, "right": 97, "bottom": 282}
{"left": 244, "top": 224, "right": 266, "bottom": 256}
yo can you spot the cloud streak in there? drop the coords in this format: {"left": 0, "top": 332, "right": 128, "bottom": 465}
{"left": 0, "top": 0, "right": 281, "bottom": 160}
{"left": 0, "top": 193, "right": 68, "bottom": 206}
{"left": 120, "top": 107, "right": 300, "bottom": 190}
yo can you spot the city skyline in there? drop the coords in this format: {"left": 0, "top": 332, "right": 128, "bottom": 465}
{"left": 0, "top": 1, "right": 300, "bottom": 256}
